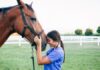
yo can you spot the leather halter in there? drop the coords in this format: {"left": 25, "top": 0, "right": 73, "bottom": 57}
{"left": 17, "top": 0, "right": 43, "bottom": 46}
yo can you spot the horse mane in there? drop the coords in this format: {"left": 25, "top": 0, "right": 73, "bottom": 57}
{"left": 0, "top": 4, "right": 34, "bottom": 13}
{"left": 0, "top": 6, "right": 13, "bottom": 13}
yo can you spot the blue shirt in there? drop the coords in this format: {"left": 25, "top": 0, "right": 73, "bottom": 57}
{"left": 44, "top": 46, "right": 64, "bottom": 70}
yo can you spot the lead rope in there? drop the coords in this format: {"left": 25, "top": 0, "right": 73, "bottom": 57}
{"left": 31, "top": 46, "right": 35, "bottom": 70}
{"left": 31, "top": 46, "right": 42, "bottom": 70}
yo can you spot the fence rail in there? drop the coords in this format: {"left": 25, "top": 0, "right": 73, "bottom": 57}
{"left": 61, "top": 36, "right": 100, "bottom": 46}
{"left": 5, "top": 36, "right": 29, "bottom": 46}
{"left": 5, "top": 36, "right": 100, "bottom": 46}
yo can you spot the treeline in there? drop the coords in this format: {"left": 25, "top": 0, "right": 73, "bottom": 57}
{"left": 75, "top": 26, "right": 100, "bottom": 36}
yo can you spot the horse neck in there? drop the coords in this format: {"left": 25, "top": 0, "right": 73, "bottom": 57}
{"left": 0, "top": 18, "right": 14, "bottom": 47}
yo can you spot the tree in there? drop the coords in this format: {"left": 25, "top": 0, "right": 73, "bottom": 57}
{"left": 75, "top": 29, "right": 82, "bottom": 35}
{"left": 97, "top": 26, "right": 100, "bottom": 34}
{"left": 85, "top": 28, "right": 93, "bottom": 36}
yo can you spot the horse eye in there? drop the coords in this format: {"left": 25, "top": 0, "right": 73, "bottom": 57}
{"left": 30, "top": 17, "right": 36, "bottom": 21}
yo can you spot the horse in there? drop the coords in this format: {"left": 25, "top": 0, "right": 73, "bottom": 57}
{"left": 0, "top": 0, "right": 47, "bottom": 51}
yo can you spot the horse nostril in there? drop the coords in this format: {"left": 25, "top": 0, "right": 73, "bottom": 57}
{"left": 45, "top": 43, "right": 47, "bottom": 47}
{"left": 41, "top": 43, "right": 47, "bottom": 51}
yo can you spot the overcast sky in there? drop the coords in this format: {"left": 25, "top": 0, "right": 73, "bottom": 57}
{"left": 0, "top": 0, "right": 100, "bottom": 34}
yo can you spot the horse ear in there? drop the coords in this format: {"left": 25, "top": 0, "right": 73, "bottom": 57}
{"left": 30, "top": 1, "right": 33, "bottom": 7}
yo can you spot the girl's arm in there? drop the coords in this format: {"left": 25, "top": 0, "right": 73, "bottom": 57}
{"left": 34, "top": 36, "right": 51, "bottom": 65}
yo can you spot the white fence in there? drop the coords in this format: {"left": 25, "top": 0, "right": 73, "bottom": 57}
{"left": 5, "top": 36, "right": 100, "bottom": 46}
{"left": 5, "top": 36, "right": 30, "bottom": 46}
{"left": 61, "top": 36, "right": 100, "bottom": 46}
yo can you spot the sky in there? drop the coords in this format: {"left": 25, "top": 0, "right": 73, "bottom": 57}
{"left": 0, "top": 0, "right": 100, "bottom": 34}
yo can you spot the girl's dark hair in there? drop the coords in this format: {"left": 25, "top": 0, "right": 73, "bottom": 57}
{"left": 47, "top": 30, "right": 65, "bottom": 62}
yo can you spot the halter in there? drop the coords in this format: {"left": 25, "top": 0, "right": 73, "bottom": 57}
{"left": 17, "top": 1, "right": 43, "bottom": 70}
{"left": 17, "top": 0, "right": 43, "bottom": 46}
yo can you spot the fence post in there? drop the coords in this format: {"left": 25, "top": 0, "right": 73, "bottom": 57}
{"left": 80, "top": 36, "right": 82, "bottom": 46}
{"left": 18, "top": 36, "right": 21, "bottom": 46}
{"left": 97, "top": 37, "right": 100, "bottom": 46}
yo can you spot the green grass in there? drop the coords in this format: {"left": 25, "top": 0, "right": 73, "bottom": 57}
{"left": 0, "top": 43, "right": 100, "bottom": 70}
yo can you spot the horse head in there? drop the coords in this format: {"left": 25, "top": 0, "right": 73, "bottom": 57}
{"left": 5, "top": 0, "right": 47, "bottom": 50}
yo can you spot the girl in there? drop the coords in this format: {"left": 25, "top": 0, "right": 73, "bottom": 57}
{"left": 34, "top": 30, "right": 65, "bottom": 70}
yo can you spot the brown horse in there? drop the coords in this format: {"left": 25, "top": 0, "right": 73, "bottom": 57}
{"left": 0, "top": 0, "right": 47, "bottom": 50}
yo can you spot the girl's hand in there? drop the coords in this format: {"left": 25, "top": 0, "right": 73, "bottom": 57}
{"left": 34, "top": 36, "right": 42, "bottom": 46}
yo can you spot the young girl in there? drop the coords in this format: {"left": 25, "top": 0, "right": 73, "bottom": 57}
{"left": 34, "top": 30, "right": 65, "bottom": 70}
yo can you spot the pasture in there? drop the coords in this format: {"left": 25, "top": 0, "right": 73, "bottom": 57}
{"left": 0, "top": 43, "right": 100, "bottom": 70}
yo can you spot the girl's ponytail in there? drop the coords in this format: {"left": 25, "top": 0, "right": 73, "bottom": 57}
{"left": 60, "top": 40, "right": 65, "bottom": 63}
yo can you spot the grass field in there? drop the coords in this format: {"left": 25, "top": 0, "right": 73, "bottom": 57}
{"left": 0, "top": 43, "right": 100, "bottom": 70}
